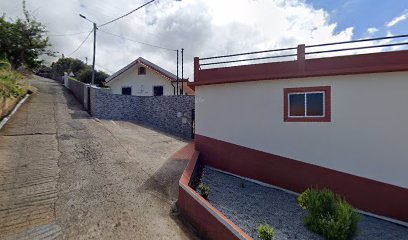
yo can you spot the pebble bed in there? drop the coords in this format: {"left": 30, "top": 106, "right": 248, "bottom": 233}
{"left": 199, "top": 167, "right": 408, "bottom": 240}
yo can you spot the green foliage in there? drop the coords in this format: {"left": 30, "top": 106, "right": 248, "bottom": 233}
{"left": 0, "top": 1, "right": 53, "bottom": 70}
{"left": 198, "top": 183, "right": 210, "bottom": 199}
{"left": 49, "top": 57, "right": 109, "bottom": 86}
{"left": 0, "top": 60, "right": 11, "bottom": 70}
{"left": 0, "top": 67, "right": 25, "bottom": 98}
{"left": 257, "top": 224, "right": 275, "bottom": 240}
{"left": 298, "top": 188, "right": 360, "bottom": 240}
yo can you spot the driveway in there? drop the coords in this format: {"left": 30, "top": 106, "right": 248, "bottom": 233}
{"left": 0, "top": 76, "right": 196, "bottom": 239}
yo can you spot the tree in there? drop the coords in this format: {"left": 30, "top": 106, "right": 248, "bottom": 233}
{"left": 77, "top": 67, "right": 109, "bottom": 86}
{"left": 0, "top": 1, "right": 53, "bottom": 70}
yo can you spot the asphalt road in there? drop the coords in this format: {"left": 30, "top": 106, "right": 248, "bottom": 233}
{"left": 0, "top": 76, "right": 196, "bottom": 239}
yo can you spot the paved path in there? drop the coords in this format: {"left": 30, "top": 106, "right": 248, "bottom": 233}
{"left": 0, "top": 76, "right": 196, "bottom": 239}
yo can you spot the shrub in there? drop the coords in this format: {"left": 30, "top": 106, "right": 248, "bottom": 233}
{"left": 0, "top": 68, "right": 25, "bottom": 98}
{"left": 297, "top": 188, "right": 360, "bottom": 240}
{"left": 198, "top": 183, "right": 210, "bottom": 199}
{"left": 257, "top": 224, "right": 275, "bottom": 240}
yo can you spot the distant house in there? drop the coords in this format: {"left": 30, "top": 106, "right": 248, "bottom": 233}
{"left": 104, "top": 57, "right": 194, "bottom": 96}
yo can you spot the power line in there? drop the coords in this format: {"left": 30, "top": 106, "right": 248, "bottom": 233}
{"left": 98, "top": 29, "right": 176, "bottom": 52}
{"left": 98, "top": 0, "right": 156, "bottom": 28}
{"left": 68, "top": 30, "right": 93, "bottom": 57}
{"left": 48, "top": 31, "right": 90, "bottom": 37}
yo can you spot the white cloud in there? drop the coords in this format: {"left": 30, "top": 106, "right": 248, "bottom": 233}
{"left": 367, "top": 27, "right": 378, "bottom": 35}
{"left": 0, "top": 0, "right": 354, "bottom": 78}
{"left": 386, "top": 11, "right": 408, "bottom": 27}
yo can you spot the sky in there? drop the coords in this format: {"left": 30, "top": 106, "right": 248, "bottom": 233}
{"left": 1, "top": 0, "right": 408, "bottom": 79}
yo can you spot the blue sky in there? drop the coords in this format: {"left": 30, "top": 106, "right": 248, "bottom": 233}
{"left": 305, "top": 0, "right": 408, "bottom": 38}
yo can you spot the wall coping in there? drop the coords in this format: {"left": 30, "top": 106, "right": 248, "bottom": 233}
{"left": 190, "top": 50, "right": 408, "bottom": 86}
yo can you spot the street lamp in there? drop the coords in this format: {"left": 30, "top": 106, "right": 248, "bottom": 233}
{"left": 79, "top": 14, "right": 97, "bottom": 85}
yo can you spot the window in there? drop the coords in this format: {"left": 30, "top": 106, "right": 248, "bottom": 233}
{"left": 122, "top": 87, "right": 132, "bottom": 95}
{"left": 284, "top": 86, "right": 331, "bottom": 122}
{"left": 153, "top": 86, "right": 163, "bottom": 96}
{"left": 138, "top": 66, "right": 146, "bottom": 75}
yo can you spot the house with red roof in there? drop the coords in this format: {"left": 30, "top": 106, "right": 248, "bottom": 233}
{"left": 104, "top": 57, "right": 194, "bottom": 96}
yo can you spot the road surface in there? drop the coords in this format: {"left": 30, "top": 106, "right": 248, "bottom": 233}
{"left": 0, "top": 76, "right": 196, "bottom": 239}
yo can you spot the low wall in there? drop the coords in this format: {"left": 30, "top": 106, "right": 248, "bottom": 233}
{"left": 177, "top": 145, "right": 251, "bottom": 240}
{"left": 90, "top": 88, "right": 195, "bottom": 139}
{"left": 67, "top": 78, "right": 87, "bottom": 104}
{"left": 0, "top": 96, "right": 19, "bottom": 120}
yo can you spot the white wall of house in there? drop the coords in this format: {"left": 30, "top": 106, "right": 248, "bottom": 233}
{"left": 195, "top": 71, "right": 408, "bottom": 189}
{"left": 107, "top": 63, "right": 175, "bottom": 96}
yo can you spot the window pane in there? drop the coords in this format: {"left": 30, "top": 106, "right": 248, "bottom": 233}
{"left": 153, "top": 86, "right": 163, "bottom": 96}
{"left": 122, "top": 87, "right": 131, "bottom": 95}
{"left": 306, "top": 93, "right": 324, "bottom": 116}
{"left": 289, "top": 94, "right": 305, "bottom": 116}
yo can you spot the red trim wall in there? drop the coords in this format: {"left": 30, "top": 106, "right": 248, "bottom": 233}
{"left": 284, "top": 86, "right": 331, "bottom": 122}
{"left": 177, "top": 144, "right": 252, "bottom": 240}
{"left": 190, "top": 50, "right": 408, "bottom": 86}
{"left": 194, "top": 134, "right": 408, "bottom": 222}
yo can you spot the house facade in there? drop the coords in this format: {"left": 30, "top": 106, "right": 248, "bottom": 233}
{"left": 190, "top": 46, "right": 408, "bottom": 223}
{"left": 104, "top": 57, "right": 194, "bottom": 96}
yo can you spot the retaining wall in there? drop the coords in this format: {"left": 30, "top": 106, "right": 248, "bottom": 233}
{"left": 67, "top": 78, "right": 87, "bottom": 104}
{"left": 90, "top": 88, "right": 194, "bottom": 139}
{"left": 177, "top": 145, "right": 251, "bottom": 240}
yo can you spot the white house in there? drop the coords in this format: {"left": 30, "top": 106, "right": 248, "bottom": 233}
{"left": 104, "top": 57, "right": 194, "bottom": 96}
{"left": 190, "top": 43, "right": 408, "bottom": 223}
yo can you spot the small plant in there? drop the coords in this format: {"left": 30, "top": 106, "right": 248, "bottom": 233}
{"left": 198, "top": 183, "right": 210, "bottom": 199}
{"left": 297, "top": 188, "right": 360, "bottom": 240}
{"left": 257, "top": 224, "right": 275, "bottom": 240}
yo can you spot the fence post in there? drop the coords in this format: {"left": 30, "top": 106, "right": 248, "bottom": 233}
{"left": 194, "top": 57, "right": 199, "bottom": 82}
{"left": 297, "top": 44, "right": 306, "bottom": 72}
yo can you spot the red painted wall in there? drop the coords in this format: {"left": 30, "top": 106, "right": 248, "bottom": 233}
{"left": 177, "top": 144, "right": 251, "bottom": 240}
{"left": 195, "top": 134, "right": 408, "bottom": 222}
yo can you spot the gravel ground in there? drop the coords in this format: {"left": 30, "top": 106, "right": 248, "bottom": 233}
{"left": 200, "top": 167, "right": 408, "bottom": 240}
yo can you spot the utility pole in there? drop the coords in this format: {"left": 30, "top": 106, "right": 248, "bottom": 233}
{"left": 176, "top": 49, "right": 179, "bottom": 95}
{"left": 91, "top": 22, "right": 97, "bottom": 85}
{"left": 85, "top": 57, "right": 88, "bottom": 65}
{"left": 181, "top": 48, "right": 184, "bottom": 95}
{"left": 79, "top": 14, "right": 97, "bottom": 85}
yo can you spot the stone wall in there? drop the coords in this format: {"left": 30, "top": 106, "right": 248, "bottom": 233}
{"left": 67, "top": 78, "right": 87, "bottom": 105}
{"left": 90, "top": 87, "right": 195, "bottom": 139}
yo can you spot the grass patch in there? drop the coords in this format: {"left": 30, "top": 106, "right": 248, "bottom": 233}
{"left": 0, "top": 67, "right": 26, "bottom": 98}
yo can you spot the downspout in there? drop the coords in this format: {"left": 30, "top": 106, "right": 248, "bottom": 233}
{"left": 171, "top": 80, "right": 176, "bottom": 95}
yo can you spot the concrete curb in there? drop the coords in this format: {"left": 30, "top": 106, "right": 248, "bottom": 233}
{"left": 0, "top": 94, "right": 30, "bottom": 130}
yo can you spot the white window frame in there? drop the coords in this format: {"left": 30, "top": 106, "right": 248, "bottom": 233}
{"left": 288, "top": 91, "right": 325, "bottom": 118}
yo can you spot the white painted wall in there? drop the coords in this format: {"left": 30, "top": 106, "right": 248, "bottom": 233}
{"left": 195, "top": 71, "right": 408, "bottom": 188}
{"left": 106, "top": 63, "right": 175, "bottom": 96}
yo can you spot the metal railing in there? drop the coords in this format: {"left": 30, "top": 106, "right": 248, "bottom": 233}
{"left": 198, "top": 34, "right": 408, "bottom": 69}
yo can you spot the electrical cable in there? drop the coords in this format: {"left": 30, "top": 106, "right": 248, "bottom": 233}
{"left": 68, "top": 30, "right": 93, "bottom": 56}
{"left": 98, "top": 0, "right": 156, "bottom": 27}
{"left": 98, "top": 29, "right": 176, "bottom": 52}
{"left": 48, "top": 31, "right": 90, "bottom": 37}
